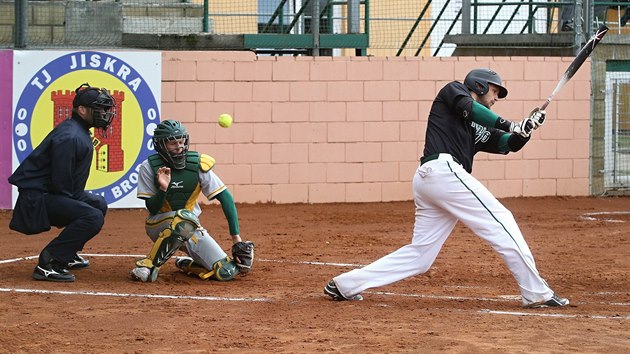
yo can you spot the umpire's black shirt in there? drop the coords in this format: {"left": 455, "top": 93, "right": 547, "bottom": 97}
{"left": 9, "top": 114, "right": 94, "bottom": 198}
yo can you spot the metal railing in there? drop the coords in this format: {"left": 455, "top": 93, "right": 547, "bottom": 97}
{"left": 397, "top": 0, "right": 627, "bottom": 56}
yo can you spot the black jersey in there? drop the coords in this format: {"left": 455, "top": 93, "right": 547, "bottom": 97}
{"left": 423, "top": 81, "right": 510, "bottom": 173}
{"left": 423, "top": 81, "right": 476, "bottom": 171}
{"left": 8, "top": 115, "right": 94, "bottom": 198}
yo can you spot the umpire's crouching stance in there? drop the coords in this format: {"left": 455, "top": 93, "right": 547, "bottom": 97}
{"left": 8, "top": 83, "right": 116, "bottom": 282}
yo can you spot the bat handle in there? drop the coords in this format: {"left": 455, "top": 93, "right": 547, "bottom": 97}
{"left": 539, "top": 98, "right": 551, "bottom": 111}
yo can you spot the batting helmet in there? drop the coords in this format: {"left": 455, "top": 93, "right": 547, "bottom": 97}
{"left": 153, "top": 119, "right": 189, "bottom": 169}
{"left": 73, "top": 83, "right": 116, "bottom": 129}
{"left": 464, "top": 69, "right": 508, "bottom": 99}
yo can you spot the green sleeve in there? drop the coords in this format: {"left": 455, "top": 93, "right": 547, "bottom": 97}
{"left": 498, "top": 133, "right": 510, "bottom": 153}
{"left": 145, "top": 189, "right": 167, "bottom": 215}
{"left": 471, "top": 101, "right": 499, "bottom": 127}
{"left": 471, "top": 101, "right": 512, "bottom": 131}
{"left": 215, "top": 189, "right": 240, "bottom": 236}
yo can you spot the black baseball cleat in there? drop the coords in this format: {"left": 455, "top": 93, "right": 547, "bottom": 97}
{"left": 523, "top": 294, "right": 569, "bottom": 308}
{"left": 324, "top": 280, "right": 363, "bottom": 301}
{"left": 67, "top": 254, "right": 90, "bottom": 269}
{"left": 32, "top": 249, "right": 75, "bottom": 282}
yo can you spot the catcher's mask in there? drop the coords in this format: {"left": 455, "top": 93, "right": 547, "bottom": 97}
{"left": 73, "top": 83, "right": 116, "bottom": 130}
{"left": 464, "top": 68, "right": 508, "bottom": 99}
{"left": 153, "top": 119, "right": 189, "bottom": 169}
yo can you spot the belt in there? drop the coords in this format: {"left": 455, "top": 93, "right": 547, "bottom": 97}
{"left": 420, "top": 153, "right": 460, "bottom": 166}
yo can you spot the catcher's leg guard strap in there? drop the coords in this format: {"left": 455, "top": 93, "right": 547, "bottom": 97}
{"left": 177, "top": 257, "right": 239, "bottom": 281}
{"left": 177, "top": 257, "right": 216, "bottom": 280}
{"left": 147, "top": 210, "right": 200, "bottom": 268}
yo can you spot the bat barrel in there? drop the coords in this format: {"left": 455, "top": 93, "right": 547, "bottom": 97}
{"left": 538, "top": 24, "right": 608, "bottom": 110}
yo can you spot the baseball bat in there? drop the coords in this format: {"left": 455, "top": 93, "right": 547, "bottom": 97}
{"left": 540, "top": 24, "right": 609, "bottom": 110}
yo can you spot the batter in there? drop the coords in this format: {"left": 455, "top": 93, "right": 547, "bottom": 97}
{"left": 324, "top": 69, "right": 569, "bottom": 308}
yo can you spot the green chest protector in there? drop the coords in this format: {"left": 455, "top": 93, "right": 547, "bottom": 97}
{"left": 148, "top": 152, "right": 201, "bottom": 211}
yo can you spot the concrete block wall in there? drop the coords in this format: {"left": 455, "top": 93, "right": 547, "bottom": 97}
{"left": 161, "top": 52, "right": 591, "bottom": 204}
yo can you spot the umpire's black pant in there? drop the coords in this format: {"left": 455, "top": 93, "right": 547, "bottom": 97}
{"left": 43, "top": 192, "right": 107, "bottom": 264}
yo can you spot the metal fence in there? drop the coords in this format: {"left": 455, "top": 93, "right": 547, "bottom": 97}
{"left": 2, "top": 0, "right": 630, "bottom": 56}
{"left": 592, "top": 55, "right": 630, "bottom": 195}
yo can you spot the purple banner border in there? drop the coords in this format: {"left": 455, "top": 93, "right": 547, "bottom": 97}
{"left": 0, "top": 50, "right": 13, "bottom": 209}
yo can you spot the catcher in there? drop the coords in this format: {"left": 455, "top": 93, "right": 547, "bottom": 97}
{"left": 130, "top": 119, "right": 254, "bottom": 282}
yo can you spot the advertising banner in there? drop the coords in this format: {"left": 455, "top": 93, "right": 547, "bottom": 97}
{"left": 6, "top": 50, "right": 161, "bottom": 208}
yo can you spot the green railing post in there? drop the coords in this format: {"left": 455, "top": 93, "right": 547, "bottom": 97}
{"left": 365, "top": 0, "right": 370, "bottom": 40}
{"left": 203, "top": 0, "right": 209, "bottom": 33}
{"left": 527, "top": 0, "right": 534, "bottom": 33}
{"left": 15, "top": 0, "right": 28, "bottom": 48}
{"left": 473, "top": 0, "right": 478, "bottom": 34}
{"left": 312, "top": 0, "right": 320, "bottom": 55}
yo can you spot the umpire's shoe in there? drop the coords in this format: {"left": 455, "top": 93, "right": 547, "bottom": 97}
{"left": 324, "top": 280, "right": 363, "bottom": 301}
{"left": 32, "top": 250, "right": 75, "bottom": 282}
{"left": 67, "top": 254, "right": 90, "bottom": 269}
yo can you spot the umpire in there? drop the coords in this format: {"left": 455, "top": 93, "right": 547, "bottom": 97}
{"left": 8, "top": 83, "right": 116, "bottom": 282}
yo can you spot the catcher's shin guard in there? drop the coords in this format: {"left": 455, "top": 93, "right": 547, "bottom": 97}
{"left": 136, "top": 210, "right": 201, "bottom": 281}
{"left": 176, "top": 256, "right": 239, "bottom": 281}
{"left": 212, "top": 257, "right": 239, "bottom": 281}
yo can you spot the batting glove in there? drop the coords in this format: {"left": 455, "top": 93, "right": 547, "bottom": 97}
{"left": 510, "top": 117, "right": 534, "bottom": 138}
{"left": 528, "top": 108, "right": 546, "bottom": 130}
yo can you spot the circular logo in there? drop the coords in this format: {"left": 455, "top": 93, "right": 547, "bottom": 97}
{"left": 12, "top": 51, "right": 159, "bottom": 204}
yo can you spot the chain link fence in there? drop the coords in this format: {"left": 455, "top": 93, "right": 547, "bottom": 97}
{"left": 1, "top": 0, "right": 629, "bottom": 55}
{"left": 592, "top": 47, "right": 630, "bottom": 195}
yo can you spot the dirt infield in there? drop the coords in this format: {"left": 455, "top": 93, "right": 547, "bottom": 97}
{"left": 1, "top": 196, "right": 629, "bottom": 353}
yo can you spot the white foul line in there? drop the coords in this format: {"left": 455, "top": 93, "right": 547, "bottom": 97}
{"left": 1, "top": 254, "right": 629, "bottom": 317}
{"left": 479, "top": 309, "right": 630, "bottom": 320}
{"left": 0, "top": 255, "right": 38, "bottom": 264}
{"left": 0, "top": 287, "right": 269, "bottom": 302}
{"left": 0, "top": 253, "right": 367, "bottom": 268}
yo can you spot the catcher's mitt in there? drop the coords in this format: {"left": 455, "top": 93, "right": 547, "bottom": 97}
{"left": 231, "top": 241, "right": 254, "bottom": 273}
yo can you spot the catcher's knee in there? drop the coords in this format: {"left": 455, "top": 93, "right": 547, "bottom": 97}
{"left": 148, "top": 209, "right": 200, "bottom": 268}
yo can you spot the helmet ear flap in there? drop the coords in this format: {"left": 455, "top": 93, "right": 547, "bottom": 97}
{"left": 474, "top": 81, "right": 488, "bottom": 96}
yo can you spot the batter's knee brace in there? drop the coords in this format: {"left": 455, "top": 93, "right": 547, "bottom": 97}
{"left": 140, "top": 209, "right": 201, "bottom": 269}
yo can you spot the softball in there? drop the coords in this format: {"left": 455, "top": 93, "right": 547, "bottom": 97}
{"left": 218, "top": 113, "right": 233, "bottom": 128}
